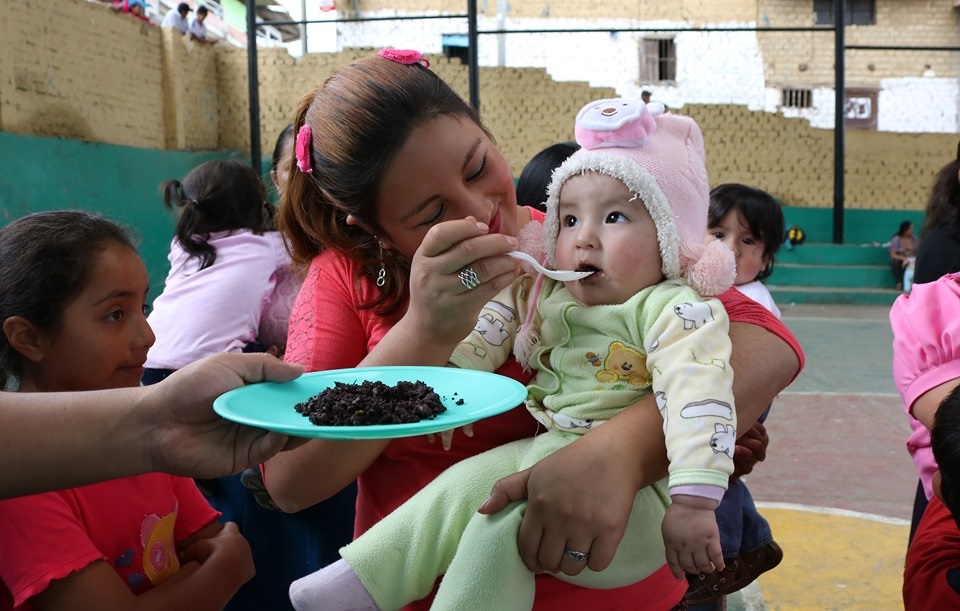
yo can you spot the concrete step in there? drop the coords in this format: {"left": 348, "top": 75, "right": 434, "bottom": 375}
{"left": 767, "top": 284, "right": 900, "bottom": 306}
{"left": 778, "top": 243, "right": 888, "bottom": 266}
{"left": 765, "top": 241, "right": 902, "bottom": 304}
{"left": 772, "top": 263, "right": 893, "bottom": 289}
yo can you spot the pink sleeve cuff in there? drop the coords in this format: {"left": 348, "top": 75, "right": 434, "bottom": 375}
{"left": 671, "top": 484, "right": 725, "bottom": 504}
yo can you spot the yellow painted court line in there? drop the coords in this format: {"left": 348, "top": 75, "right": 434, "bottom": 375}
{"left": 750, "top": 506, "right": 908, "bottom": 610}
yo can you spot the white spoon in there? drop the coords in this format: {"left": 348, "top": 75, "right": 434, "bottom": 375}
{"left": 506, "top": 251, "right": 595, "bottom": 282}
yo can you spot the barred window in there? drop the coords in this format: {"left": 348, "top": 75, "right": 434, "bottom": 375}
{"left": 782, "top": 88, "right": 813, "bottom": 109}
{"left": 639, "top": 38, "right": 676, "bottom": 83}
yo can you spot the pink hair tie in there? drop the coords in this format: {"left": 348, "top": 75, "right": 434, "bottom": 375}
{"left": 378, "top": 48, "right": 430, "bottom": 68}
{"left": 295, "top": 124, "right": 313, "bottom": 174}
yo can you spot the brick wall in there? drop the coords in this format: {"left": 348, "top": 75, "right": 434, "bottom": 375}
{"left": 2, "top": 0, "right": 956, "bottom": 211}
{"left": 1, "top": 0, "right": 166, "bottom": 148}
{"left": 758, "top": 0, "right": 960, "bottom": 88}
{"left": 684, "top": 104, "right": 957, "bottom": 209}
{"left": 162, "top": 28, "right": 220, "bottom": 150}
{"left": 236, "top": 50, "right": 955, "bottom": 210}
{"left": 216, "top": 46, "right": 371, "bottom": 154}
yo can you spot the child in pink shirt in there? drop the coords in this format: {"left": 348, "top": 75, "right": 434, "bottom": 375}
{"left": 891, "top": 271, "right": 960, "bottom": 536}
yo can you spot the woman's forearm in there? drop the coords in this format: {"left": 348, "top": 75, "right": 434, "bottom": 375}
{"left": 727, "top": 320, "right": 800, "bottom": 431}
{"left": 260, "top": 315, "right": 468, "bottom": 511}
{"left": 588, "top": 394, "right": 670, "bottom": 491}
{"left": 0, "top": 354, "right": 305, "bottom": 500}
{"left": 661, "top": 316, "right": 800, "bottom": 486}
{"left": 264, "top": 310, "right": 475, "bottom": 511}
{"left": 358, "top": 314, "right": 461, "bottom": 368}
{"left": 263, "top": 438, "right": 387, "bottom": 512}
{"left": 0, "top": 388, "right": 151, "bottom": 498}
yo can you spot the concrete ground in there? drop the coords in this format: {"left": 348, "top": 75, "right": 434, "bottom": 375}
{"left": 725, "top": 302, "right": 914, "bottom": 610}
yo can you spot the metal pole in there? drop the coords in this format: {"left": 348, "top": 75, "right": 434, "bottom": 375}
{"left": 300, "top": 0, "right": 307, "bottom": 56}
{"left": 467, "top": 0, "right": 479, "bottom": 111}
{"left": 246, "top": 0, "right": 262, "bottom": 172}
{"left": 496, "top": 0, "right": 506, "bottom": 67}
{"left": 833, "top": 0, "right": 845, "bottom": 244}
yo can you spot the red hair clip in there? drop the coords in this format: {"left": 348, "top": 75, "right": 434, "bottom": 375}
{"left": 295, "top": 124, "right": 313, "bottom": 174}
{"left": 378, "top": 48, "right": 430, "bottom": 68}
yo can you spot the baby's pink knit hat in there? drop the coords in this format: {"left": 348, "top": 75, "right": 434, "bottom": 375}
{"left": 542, "top": 98, "right": 735, "bottom": 296}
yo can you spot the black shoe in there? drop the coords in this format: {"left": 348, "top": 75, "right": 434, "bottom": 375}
{"left": 240, "top": 467, "right": 283, "bottom": 511}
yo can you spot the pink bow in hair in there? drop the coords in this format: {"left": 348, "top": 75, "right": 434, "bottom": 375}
{"left": 295, "top": 124, "right": 313, "bottom": 174}
{"left": 378, "top": 48, "right": 430, "bottom": 68}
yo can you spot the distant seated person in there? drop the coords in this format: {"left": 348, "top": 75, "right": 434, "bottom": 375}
{"left": 189, "top": 5, "right": 217, "bottom": 44}
{"left": 111, "top": 0, "right": 152, "bottom": 23}
{"left": 161, "top": 1, "right": 192, "bottom": 34}
{"left": 904, "top": 384, "right": 960, "bottom": 609}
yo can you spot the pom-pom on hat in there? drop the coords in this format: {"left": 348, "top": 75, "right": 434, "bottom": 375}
{"left": 542, "top": 98, "right": 735, "bottom": 297}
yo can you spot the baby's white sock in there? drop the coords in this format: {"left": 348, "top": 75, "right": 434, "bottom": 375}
{"left": 289, "top": 558, "right": 379, "bottom": 611}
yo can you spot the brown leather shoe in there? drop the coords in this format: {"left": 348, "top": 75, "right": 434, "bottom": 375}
{"left": 685, "top": 541, "right": 784, "bottom": 605}
{"left": 727, "top": 541, "right": 784, "bottom": 594}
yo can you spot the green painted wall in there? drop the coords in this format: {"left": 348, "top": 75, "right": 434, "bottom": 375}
{"left": 0, "top": 131, "right": 240, "bottom": 301}
{"left": 781, "top": 206, "right": 925, "bottom": 246}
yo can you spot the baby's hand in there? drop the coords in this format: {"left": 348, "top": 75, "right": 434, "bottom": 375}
{"left": 661, "top": 495, "right": 723, "bottom": 580}
{"left": 426, "top": 423, "right": 474, "bottom": 450}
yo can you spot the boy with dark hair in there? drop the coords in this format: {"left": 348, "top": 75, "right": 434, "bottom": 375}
{"left": 189, "top": 5, "right": 217, "bottom": 44}
{"left": 161, "top": 2, "right": 192, "bottom": 34}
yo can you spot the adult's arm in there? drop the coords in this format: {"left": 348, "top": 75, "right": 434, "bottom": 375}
{"left": 364, "top": 218, "right": 523, "bottom": 366}
{"left": 479, "top": 303, "right": 802, "bottom": 576}
{"left": 892, "top": 273, "right": 960, "bottom": 429}
{"left": 889, "top": 236, "right": 903, "bottom": 260}
{"left": 263, "top": 218, "right": 524, "bottom": 512}
{"left": 0, "top": 353, "right": 303, "bottom": 500}
{"left": 913, "top": 379, "right": 960, "bottom": 430}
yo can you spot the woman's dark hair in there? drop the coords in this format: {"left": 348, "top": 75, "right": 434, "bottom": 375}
{"left": 161, "top": 159, "right": 269, "bottom": 271}
{"left": 0, "top": 211, "right": 136, "bottom": 381}
{"left": 516, "top": 142, "right": 580, "bottom": 213}
{"left": 932, "top": 385, "right": 960, "bottom": 531}
{"left": 921, "top": 151, "right": 960, "bottom": 239}
{"left": 271, "top": 124, "right": 295, "bottom": 174}
{"left": 708, "top": 183, "right": 784, "bottom": 282}
{"left": 268, "top": 124, "right": 296, "bottom": 221}
{"left": 278, "top": 53, "right": 488, "bottom": 317}
{"left": 894, "top": 220, "right": 914, "bottom": 238}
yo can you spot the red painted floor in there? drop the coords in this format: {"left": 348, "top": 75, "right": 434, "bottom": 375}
{"left": 726, "top": 303, "right": 916, "bottom": 609}
{"left": 749, "top": 392, "right": 915, "bottom": 521}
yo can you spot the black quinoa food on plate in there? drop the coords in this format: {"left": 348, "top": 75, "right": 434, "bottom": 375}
{"left": 294, "top": 379, "right": 447, "bottom": 426}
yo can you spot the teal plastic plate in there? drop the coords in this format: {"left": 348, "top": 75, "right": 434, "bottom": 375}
{"left": 213, "top": 366, "right": 527, "bottom": 439}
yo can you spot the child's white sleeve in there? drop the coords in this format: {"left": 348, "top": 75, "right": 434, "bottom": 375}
{"left": 646, "top": 293, "right": 736, "bottom": 497}
{"left": 449, "top": 275, "right": 535, "bottom": 372}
